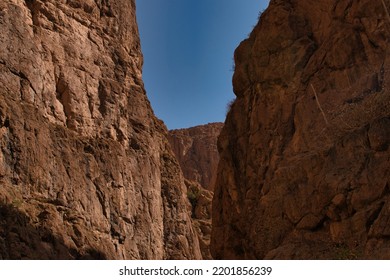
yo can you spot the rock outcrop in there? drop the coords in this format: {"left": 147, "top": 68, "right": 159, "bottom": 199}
{"left": 168, "top": 122, "right": 223, "bottom": 191}
{"left": 212, "top": 0, "right": 390, "bottom": 259}
{"left": 185, "top": 179, "right": 213, "bottom": 259}
{"left": 168, "top": 123, "right": 222, "bottom": 259}
{"left": 0, "top": 0, "right": 201, "bottom": 259}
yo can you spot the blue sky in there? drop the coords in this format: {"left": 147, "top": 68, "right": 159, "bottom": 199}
{"left": 136, "top": 0, "right": 270, "bottom": 129}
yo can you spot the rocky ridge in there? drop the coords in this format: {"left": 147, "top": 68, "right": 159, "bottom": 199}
{"left": 212, "top": 0, "right": 390, "bottom": 259}
{"left": 0, "top": 0, "right": 201, "bottom": 259}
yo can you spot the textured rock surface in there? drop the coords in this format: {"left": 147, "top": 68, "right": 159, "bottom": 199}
{"left": 168, "top": 123, "right": 222, "bottom": 259}
{"left": 0, "top": 0, "right": 201, "bottom": 259}
{"left": 212, "top": 0, "right": 390, "bottom": 259}
{"left": 185, "top": 179, "right": 213, "bottom": 260}
{"left": 168, "top": 123, "right": 223, "bottom": 191}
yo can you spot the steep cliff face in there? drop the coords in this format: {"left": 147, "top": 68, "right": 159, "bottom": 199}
{"left": 168, "top": 123, "right": 222, "bottom": 259}
{"left": 0, "top": 0, "right": 201, "bottom": 259}
{"left": 212, "top": 0, "right": 390, "bottom": 259}
{"left": 168, "top": 122, "right": 223, "bottom": 191}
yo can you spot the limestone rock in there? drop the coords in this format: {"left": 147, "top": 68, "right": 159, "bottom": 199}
{"left": 212, "top": 0, "right": 390, "bottom": 259}
{"left": 0, "top": 0, "right": 201, "bottom": 259}
{"left": 168, "top": 123, "right": 223, "bottom": 191}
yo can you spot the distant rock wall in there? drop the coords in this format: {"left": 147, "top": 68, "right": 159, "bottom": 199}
{"left": 168, "top": 122, "right": 223, "bottom": 191}
{"left": 212, "top": 0, "right": 390, "bottom": 259}
{"left": 0, "top": 0, "right": 201, "bottom": 259}
{"left": 168, "top": 123, "right": 223, "bottom": 259}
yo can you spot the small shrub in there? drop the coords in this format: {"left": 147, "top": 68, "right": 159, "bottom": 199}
{"left": 333, "top": 243, "right": 361, "bottom": 260}
{"left": 11, "top": 199, "right": 23, "bottom": 208}
{"left": 230, "top": 58, "right": 235, "bottom": 72}
{"left": 258, "top": 9, "right": 265, "bottom": 21}
{"left": 187, "top": 186, "right": 201, "bottom": 216}
{"left": 226, "top": 98, "right": 236, "bottom": 115}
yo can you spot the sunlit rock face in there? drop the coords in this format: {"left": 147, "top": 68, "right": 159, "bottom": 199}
{"left": 0, "top": 0, "right": 201, "bottom": 259}
{"left": 212, "top": 0, "right": 390, "bottom": 259}
{"left": 168, "top": 122, "right": 223, "bottom": 191}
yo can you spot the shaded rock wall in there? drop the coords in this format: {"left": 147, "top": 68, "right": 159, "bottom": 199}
{"left": 168, "top": 122, "right": 223, "bottom": 191}
{"left": 212, "top": 0, "right": 390, "bottom": 259}
{"left": 0, "top": 0, "right": 201, "bottom": 259}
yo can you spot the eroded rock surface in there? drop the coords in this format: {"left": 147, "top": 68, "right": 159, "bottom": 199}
{"left": 0, "top": 0, "right": 201, "bottom": 259}
{"left": 185, "top": 179, "right": 213, "bottom": 259}
{"left": 169, "top": 123, "right": 223, "bottom": 191}
{"left": 212, "top": 0, "right": 390, "bottom": 259}
{"left": 168, "top": 123, "right": 222, "bottom": 259}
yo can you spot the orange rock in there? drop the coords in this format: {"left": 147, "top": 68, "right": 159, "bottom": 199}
{"left": 0, "top": 0, "right": 201, "bottom": 259}
{"left": 168, "top": 123, "right": 223, "bottom": 191}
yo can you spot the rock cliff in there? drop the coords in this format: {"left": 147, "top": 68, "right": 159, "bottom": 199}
{"left": 0, "top": 0, "right": 201, "bottom": 259}
{"left": 168, "top": 123, "right": 222, "bottom": 259}
{"left": 185, "top": 179, "right": 213, "bottom": 259}
{"left": 168, "top": 122, "right": 223, "bottom": 191}
{"left": 212, "top": 0, "right": 390, "bottom": 259}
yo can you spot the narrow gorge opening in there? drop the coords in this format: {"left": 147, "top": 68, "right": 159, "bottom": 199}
{"left": 135, "top": 0, "right": 270, "bottom": 259}
{"left": 135, "top": 0, "right": 270, "bottom": 130}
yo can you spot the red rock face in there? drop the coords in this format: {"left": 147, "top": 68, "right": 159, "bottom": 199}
{"left": 0, "top": 0, "right": 201, "bottom": 259}
{"left": 168, "top": 123, "right": 223, "bottom": 191}
{"left": 168, "top": 123, "right": 223, "bottom": 259}
{"left": 212, "top": 0, "right": 390, "bottom": 259}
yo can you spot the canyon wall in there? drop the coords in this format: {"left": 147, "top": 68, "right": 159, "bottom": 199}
{"left": 212, "top": 0, "right": 390, "bottom": 259}
{"left": 168, "top": 123, "right": 222, "bottom": 259}
{"left": 185, "top": 179, "right": 213, "bottom": 259}
{"left": 0, "top": 0, "right": 201, "bottom": 259}
{"left": 168, "top": 122, "right": 223, "bottom": 191}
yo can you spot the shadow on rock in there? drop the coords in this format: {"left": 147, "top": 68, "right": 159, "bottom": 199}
{"left": 0, "top": 202, "right": 106, "bottom": 260}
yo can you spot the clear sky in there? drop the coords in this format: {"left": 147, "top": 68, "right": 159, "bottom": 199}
{"left": 136, "top": 0, "right": 270, "bottom": 129}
